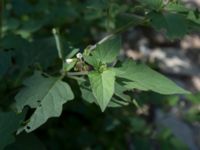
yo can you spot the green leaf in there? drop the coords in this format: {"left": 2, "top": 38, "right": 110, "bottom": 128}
{"left": 84, "top": 55, "right": 100, "bottom": 69}
{"left": 92, "top": 36, "right": 121, "bottom": 64}
{"left": 88, "top": 69, "right": 115, "bottom": 111}
{"left": 80, "top": 79, "right": 130, "bottom": 107}
{"left": 3, "top": 18, "right": 20, "bottom": 32}
{"left": 0, "top": 111, "right": 25, "bottom": 150}
{"left": 15, "top": 71, "right": 74, "bottom": 132}
{"left": 187, "top": 11, "right": 200, "bottom": 24}
{"left": 149, "top": 12, "right": 187, "bottom": 39}
{"left": 66, "top": 48, "right": 80, "bottom": 59}
{"left": 114, "top": 59, "right": 189, "bottom": 95}
{"left": 187, "top": 20, "right": 200, "bottom": 32}
{"left": 120, "top": 80, "right": 148, "bottom": 91}
{"left": 165, "top": 2, "right": 189, "bottom": 13}
{"left": 80, "top": 86, "right": 128, "bottom": 108}
{"left": 115, "top": 13, "right": 144, "bottom": 30}
{"left": 80, "top": 87, "right": 96, "bottom": 104}
{"left": 186, "top": 92, "right": 200, "bottom": 104}
{"left": 63, "top": 59, "right": 77, "bottom": 72}
{"left": 114, "top": 82, "right": 131, "bottom": 101}
{"left": 0, "top": 51, "right": 12, "bottom": 79}
{"left": 108, "top": 98, "right": 129, "bottom": 108}
{"left": 139, "top": 0, "right": 163, "bottom": 10}
{"left": 1, "top": 35, "right": 57, "bottom": 70}
{"left": 84, "top": 0, "right": 108, "bottom": 20}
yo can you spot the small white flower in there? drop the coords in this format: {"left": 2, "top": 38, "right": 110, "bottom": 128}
{"left": 65, "top": 58, "right": 74, "bottom": 64}
{"left": 76, "top": 52, "right": 83, "bottom": 59}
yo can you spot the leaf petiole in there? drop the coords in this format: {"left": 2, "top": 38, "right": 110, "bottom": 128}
{"left": 67, "top": 71, "right": 89, "bottom": 76}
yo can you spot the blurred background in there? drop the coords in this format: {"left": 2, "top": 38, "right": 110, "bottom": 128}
{"left": 0, "top": 0, "right": 200, "bottom": 150}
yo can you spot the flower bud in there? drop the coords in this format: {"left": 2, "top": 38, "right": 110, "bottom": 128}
{"left": 76, "top": 52, "right": 83, "bottom": 59}
{"left": 65, "top": 58, "right": 74, "bottom": 64}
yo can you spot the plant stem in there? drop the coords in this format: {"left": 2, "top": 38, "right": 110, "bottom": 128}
{"left": 67, "top": 71, "right": 88, "bottom": 76}
{"left": 132, "top": 99, "right": 141, "bottom": 109}
{"left": 52, "top": 28, "right": 64, "bottom": 60}
{"left": 89, "top": 14, "right": 145, "bottom": 51}
{"left": 68, "top": 76, "right": 86, "bottom": 82}
{"left": 88, "top": 34, "right": 114, "bottom": 51}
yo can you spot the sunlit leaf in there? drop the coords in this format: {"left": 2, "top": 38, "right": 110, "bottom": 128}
{"left": 88, "top": 69, "right": 115, "bottom": 111}
{"left": 114, "top": 59, "right": 189, "bottom": 94}
{"left": 92, "top": 36, "right": 121, "bottom": 64}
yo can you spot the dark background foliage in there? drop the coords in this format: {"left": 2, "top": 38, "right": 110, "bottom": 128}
{"left": 0, "top": 0, "right": 200, "bottom": 150}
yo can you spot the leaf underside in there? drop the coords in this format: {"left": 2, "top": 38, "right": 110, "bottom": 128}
{"left": 15, "top": 71, "right": 74, "bottom": 132}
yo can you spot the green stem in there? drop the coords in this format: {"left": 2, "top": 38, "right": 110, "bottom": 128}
{"left": 60, "top": 71, "right": 88, "bottom": 80}
{"left": 68, "top": 76, "right": 86, "bottom": 82}
{"left": 89, "top": 14, "right": 145, "bottom": 51}
{"left": 67, "top": 71, "right": 88, "bottom": 76}
{"left": 132, "top": 99, "right": 141, "bottom": 109}
{"left": 52, "top": 28, "right": 64, "bottom": 60}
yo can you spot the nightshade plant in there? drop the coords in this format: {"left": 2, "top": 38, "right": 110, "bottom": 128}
{"left": 1, "top": 0, "right": 200, "bottom": 149}
{"left": 14, "top": 33, "right": 189, "bottom": 132}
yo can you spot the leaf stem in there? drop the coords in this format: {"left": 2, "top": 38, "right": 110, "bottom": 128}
{"left": 52, "top": 28, "right": 64, "bottom": 60}
{"left": 132, "top": 99, "right": 141, "bottom": 109}
{"left": 67, "top": 71, "right": 88, "bottom": 76}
